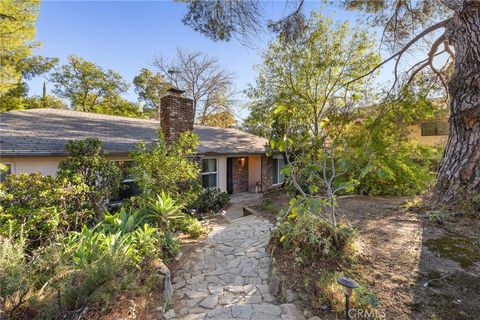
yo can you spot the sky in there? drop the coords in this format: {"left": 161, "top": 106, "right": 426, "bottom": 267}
{"left": 28, "top": 1, "right": 389, "bottom": 119}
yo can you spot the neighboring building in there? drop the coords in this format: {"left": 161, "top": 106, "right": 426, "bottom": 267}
{"left": 407, "top": 117, "right": 449, "bottom": 147}
{"left": 0, "top": 88, "right": 285, "bottom": 196}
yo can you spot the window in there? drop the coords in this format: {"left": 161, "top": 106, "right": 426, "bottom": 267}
{"left": 201, "top": 158, "right": 217, "bottom": 188}
{"left": 421, "top": 121, "right": 449, "bottom": 136}
{"left": 0, "top": 163, "right": 12, "bottom": 182}
{"left": 110, "top": 160, "right": 139, "bottom": 202}
{"left": 272, "top": 158, "right": 285, "bottom": 185}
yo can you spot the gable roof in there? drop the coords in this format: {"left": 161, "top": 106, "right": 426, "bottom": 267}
{"left": 0, "top": 108, "right": 268, "bottom": 156}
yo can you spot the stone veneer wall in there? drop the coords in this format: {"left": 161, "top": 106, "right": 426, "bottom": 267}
{"left": 232, "top": 157, "right": 249, "bottom": 193}
{"left": 261, "top": 155, "right": 273, "bottom": 192}
{"left": 160, "top": 94, "right": 194, "bottom": 141}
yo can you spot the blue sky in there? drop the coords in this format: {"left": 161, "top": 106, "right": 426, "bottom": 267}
{"left": 29, "top": 1, "right": 388, "bottom": 119}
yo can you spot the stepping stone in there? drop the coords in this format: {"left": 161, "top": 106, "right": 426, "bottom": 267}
{"left": 199, "top": 295, "right": 218, "bottom": 309}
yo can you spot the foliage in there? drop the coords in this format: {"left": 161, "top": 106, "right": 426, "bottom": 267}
{"left": 190, "top": 188, "right": 230, "bottom": 214}
{"left": 131, "top": 131, "right": 201, "bottom": 207}
{"left": 272, "top": 208, "right": 357, "bottom": 264}
{"left": 0, "top": 234, "right": 30, "bottom": 315}
{"left": 57, "top": 138, "right": 121, "bottom": 220}
{"left": 427, "top": 210, "right": 449, "bottom": 224}
{"left": 339, "top": 94, "right": 443, "bottom": 196}
{"left": 203, "top": 111, "right": 236, "bottom": 128}
{"left": 93, "top": 95, "right": 145, "bottom": 118}
{"left": 49, "top": 55, "right": 129, "bottom": 113}
{"left": 0, "top": 173, "right": 65, "bottom": 243}
{"left": 144, "top": 192, "right": 185, "bottom": 230}
{"left": 133, "top": 68, "right": 169, "bottom": 119}
{"left": 0, "top": 0, "right": 58, "bottom": 111}
{"left": 24, "top": 94, "right": 67, "bottom": 109}
{"left": 173, "top": 215, "right": 206, "bottom": 239}
{"left": 314, "top": 271, "right": 379, "bottom": 314}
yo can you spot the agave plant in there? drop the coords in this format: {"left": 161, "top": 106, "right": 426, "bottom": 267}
{"left": 146, "top": 192, "right": 185, "bottom": 230}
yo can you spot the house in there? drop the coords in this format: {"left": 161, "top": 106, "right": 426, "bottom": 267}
{"left": 0, "top": 88, "right": 286, "bottom": 196}
{"left": 407, "top": 117, "right": 449, "bottom": 147}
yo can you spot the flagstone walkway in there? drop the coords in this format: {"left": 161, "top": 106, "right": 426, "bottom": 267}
{"left": 166, "top": 215, "right": 305, "bottom": 320}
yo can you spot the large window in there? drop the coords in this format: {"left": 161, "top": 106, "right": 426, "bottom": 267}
{"left": 421, "top": 121, "right": 449, "bottom": 136}
{"left": 272, "top": 158, "right": 285, "bottom": 185}
{"left": 111, "top": 160, "right": 139, "bottom": 202}
{"left": 0, "top": 163, "right": 12, "bottom": 182}
{"left": 201, "top": 158, "right": 217, "bottom": 188}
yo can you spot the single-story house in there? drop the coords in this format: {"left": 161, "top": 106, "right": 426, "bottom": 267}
{"left": 407, "top": 117, "right": 449, "bottom": 147}
{"left": 0, "top": 88, "right": 286, "bottom": 198}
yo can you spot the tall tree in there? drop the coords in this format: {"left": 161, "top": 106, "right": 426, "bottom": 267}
{"left": 133, "top": 68, "right": 169, "bottom": 119}
{"left": 153, "top": 49, "right": 236, "bottom": 124}
{"left": 184, "top": 0, "right": 480, "bottom": 201}
{"left": 49, "top": 55, "right": 129, "bottom": 113}
{"left": 0, "top": 0, "right": 58, "bottom": 111}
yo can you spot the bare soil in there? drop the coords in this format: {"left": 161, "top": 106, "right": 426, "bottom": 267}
{"left": 254, "top": 191, "right": 480, "bottom": 320}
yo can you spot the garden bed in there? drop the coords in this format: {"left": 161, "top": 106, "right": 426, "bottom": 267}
{"left": 255, "top": 191, "right": 480, "bottom": 319}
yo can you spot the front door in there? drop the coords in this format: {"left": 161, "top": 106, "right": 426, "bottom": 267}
{"left": 226, "top": 157, "right": 233, "bottom": 194}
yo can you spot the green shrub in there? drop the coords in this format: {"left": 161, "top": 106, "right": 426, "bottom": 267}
{"left": 57, "top": 138, "right": 121, "bottom": 219}
{"left": 190, "top": 188, "right": 230, "bottom": 213}
{"left": 0, "top": 173, "right": 65, "bottom": 243}
{"left": 145, "top": 192, "right": 185, "bottom": 230}
{"left": 131, "top": 131, "right": 202, "bottom": 207}
{"left": 174, "top": 214, "right": 206, "bottom": 238}
{"left": 427, "top": 210, "right": 449, "bottom": 224}
{"left": 272, "top": 212, "right": 357, "bottom": 263}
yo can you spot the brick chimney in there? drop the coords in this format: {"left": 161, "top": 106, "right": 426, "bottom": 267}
{"left": 160, "top": 87, "right": 194, "bottom": 141}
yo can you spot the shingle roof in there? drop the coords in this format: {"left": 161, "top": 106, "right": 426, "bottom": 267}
{"left": 0, "top": 108, "right": 268, "bottom": 156}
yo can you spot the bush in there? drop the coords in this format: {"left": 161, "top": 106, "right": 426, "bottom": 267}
{"left": 0, "top": 173, "right": 65, "bottom": 243}
{"left": 174, "top": 214, "right": 206, "bottom": 239}
{"left": 272, "top": 212, "right": 357, "bottom": 263}
{"left": 190, "top": 188, "right": 230, "bottom": 214}
{"left": 131, "top": 131, "right": 202, "bottom": 207}
{"left": 57, "top": 138, "right": 121, "bottom": 219}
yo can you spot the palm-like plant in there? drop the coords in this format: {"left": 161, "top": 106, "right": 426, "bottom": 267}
{"left": 146, "top": 192, "right": 185, "bottom": 230}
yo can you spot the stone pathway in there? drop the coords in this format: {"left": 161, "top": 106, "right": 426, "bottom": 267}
{"left": 166, "top": 215, "right": 305, "bottom": 320}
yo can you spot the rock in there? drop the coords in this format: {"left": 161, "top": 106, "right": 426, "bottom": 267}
{"left": 199, "top": 295, "right": 218, "bottom": 309}
{"left": 269, "top": 274, "right": 281, "bottom": 296}
{"left": 151, "top": 259, "right": 172, "bottom": 305}
{"left": 308, "top": 317, "right": 322, "bottom": 320}
{"left": 280, "top": 303, "right": 305, "bottom": 319}
{"left": 285, "top": 289, "right": 296, "bottom": 303}
{"left": 163, "top": 309, "right": 176, "bottom": 319}
{"left": 253, "top": 304, "right": 281, "bottom": 316}
{"left": 231, "top": 305, "right": 253, "bottom": 318}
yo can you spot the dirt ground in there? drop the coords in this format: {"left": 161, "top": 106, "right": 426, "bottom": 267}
{"left": 254, "top": 190, "right": 480, "bottom": 320}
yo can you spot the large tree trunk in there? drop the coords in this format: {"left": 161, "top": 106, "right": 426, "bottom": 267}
{"left": 436, "top": 3, "right": 480, "bottom": 201}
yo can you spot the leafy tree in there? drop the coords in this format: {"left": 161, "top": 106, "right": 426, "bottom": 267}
{"left": 49, "top": 55, "right": 129, "bottom": 113}
{"left": 0, "top": 0, "right": 58, "bottom": 111}
{"left": 133, "top": 68, "right": 169, "bottom": 119}
{"left": 131, "top": 131, "right": 201, "bottom": 207}
{"left": 93, "top": 95, "right": 144, "bottom": 118}
{"left": 57, "top": 138, "right": 121, "bottom": 222}
{"left": 154, "top": 49, "right": 236, "bottom": 123}
{"left": 203, "top": 110, "right": 236, "bottom": 128}
{"left": 250, "top": 13, "right": 380, "bottom": 247}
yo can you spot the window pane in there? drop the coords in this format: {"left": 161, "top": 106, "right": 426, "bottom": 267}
{"left": 273, "top": 159, "right": 278, "bottom": 184}
{"left": 202, "top": 173, "right": 217, "bottom": 188}
{"left": 279, "top": 159, "right": 285, "bottom": 183}
{"left": 202, "top": 159, "right": 217, "bottom": 173}
{"left": 115, "top": 161, "right": 135, "bottom": 181}
{"left": 421, "top": 121, "right": 449, "bottom": 136}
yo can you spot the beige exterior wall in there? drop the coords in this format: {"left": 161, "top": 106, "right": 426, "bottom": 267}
{"left": 248, "top": 155, "right": 262, "bottom": 193}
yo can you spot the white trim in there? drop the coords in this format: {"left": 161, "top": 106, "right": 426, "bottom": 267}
{"left": 201, "top": 157, "right": 219, "bottom": 188}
